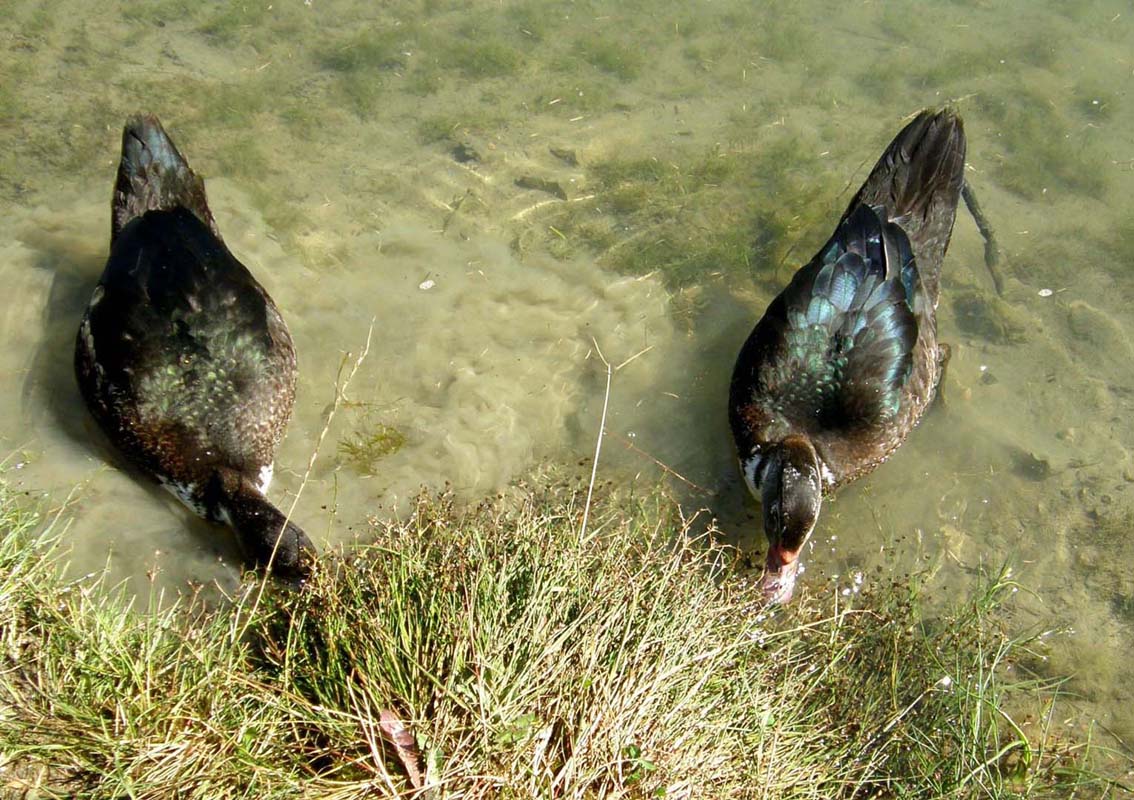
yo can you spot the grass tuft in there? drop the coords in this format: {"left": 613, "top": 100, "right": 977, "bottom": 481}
{"left": 0, "top": 474, "right": 1124, "bottom": 797}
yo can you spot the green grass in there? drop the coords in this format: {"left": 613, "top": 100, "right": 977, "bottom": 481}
{"left": 0, "top": 472, "right": 1127, "bottom": 798}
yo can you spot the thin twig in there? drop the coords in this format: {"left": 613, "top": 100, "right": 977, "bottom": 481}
{"left": 581, "top": 341, "right": 709, "bottom": 531}
{"left": 614, "top": 345, "right": 653, "bottom": 371}
{"left": 238, "top": 320, "right": 375, "bottom": 634}
{"left": 605, "top": 431, "right": 711, "bottom": 495}
{"left": 580, "top": 339, "right": 612, "bottom": 539}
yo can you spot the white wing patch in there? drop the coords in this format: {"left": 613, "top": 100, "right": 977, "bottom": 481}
{"left": 741, "top": 450, "right": 835, "bottom": 498}
{"left": 740, "top": 453, "right": 763, "bottom": 500}
{"left": 159, "top": 478, "right": 207, "bottom": 518}
{"left": 257, "top": 463, "right": 274, "bottom": 494}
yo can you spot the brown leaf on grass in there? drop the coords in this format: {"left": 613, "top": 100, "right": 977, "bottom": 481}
{"left": 379, "top": 709, "right": 425, "bottom": 790}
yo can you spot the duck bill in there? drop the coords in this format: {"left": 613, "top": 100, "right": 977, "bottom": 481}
{"left": 760, "top": 545, "right": 801, "bottom": 605}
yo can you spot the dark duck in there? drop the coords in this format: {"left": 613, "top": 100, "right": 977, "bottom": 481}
{"left": 729, "top": 109, "right": 966, "bottom": 603}
{"left": 75, "top": 114, "right": 314, "bottom": 579}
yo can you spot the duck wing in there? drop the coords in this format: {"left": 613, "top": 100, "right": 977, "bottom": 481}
{"left": 730, "top": 204, "right": 919, "bottom": 465}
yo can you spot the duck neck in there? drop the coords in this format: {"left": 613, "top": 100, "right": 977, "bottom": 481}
{"left": 743, "top": 441, "right": 832, "bottom": 499}
{"left": 205, "top": 467, "right": 313, "bottom": 579}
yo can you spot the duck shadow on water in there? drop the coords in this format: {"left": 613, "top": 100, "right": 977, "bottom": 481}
{"left": 605, "top": 281, "right": 764, "bottom": 552}
{"left": 19, "top": 229, "right": 247, "bottom": 580}
{"left": 692, "top": 296, "right": 766, "bottom": 552}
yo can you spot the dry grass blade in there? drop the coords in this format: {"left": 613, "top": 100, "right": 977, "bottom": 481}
{"left": 580, "top": 338, "right": 612, "bottom": 539}
{"left": 243, "top": 320, "right": 375, "bottom": 627}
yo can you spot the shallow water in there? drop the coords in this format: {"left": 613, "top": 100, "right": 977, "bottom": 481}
{"left": 2, "top": 0, "right": 1134, "bottom": 754}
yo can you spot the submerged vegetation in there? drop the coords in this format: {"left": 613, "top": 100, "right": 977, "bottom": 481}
{"left": 338, "top": 419, "right": 407, "bottom": 475}
{"left": 524, "top": 130, "right": 847, "bottom": 291}
{"left": 975, "top": 86, "right": 1112, "bottom": 202}
{"left": 0, "top": 474, "right": 1126, "bottom": 798}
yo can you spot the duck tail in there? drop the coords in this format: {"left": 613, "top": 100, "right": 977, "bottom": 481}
{"left": 843, "top": 108, "right": 966, "bottom": 305}
{"left": 112, "top": 114, "right": 218, "bottom": 242}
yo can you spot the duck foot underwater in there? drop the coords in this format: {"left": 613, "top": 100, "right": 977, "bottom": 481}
{"left": 75, "top": 114, "right": 314, "bottom": 580}
{"left": 961, "top": 182, "right": 1004, "bottom": 297}
{"left": 729, "top": 108, "right": 967, "bottom": 604}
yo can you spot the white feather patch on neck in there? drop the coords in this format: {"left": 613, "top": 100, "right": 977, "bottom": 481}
{"left": 257, "top": 463, "right": 274, "bottom": 494}
{"left": 819, "top": 460, "right": 834, "bottom": 488}
{"left": 740, "top": 453, "right": 764, "bottom": 500}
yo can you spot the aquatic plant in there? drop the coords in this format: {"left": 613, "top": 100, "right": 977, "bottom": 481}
{"left": 529, "top": 77, "right": 618, "bottom": 115}
{"left": 521, "top": 129, "right": 844, "bottom": 290}
{"left": 444, "top": 37, "right": 523, "bottom": 79}
{"left": 1072, "top": 80, "right": 1119, "bottom": 122}
{"left": 416, "top": 111, "right": 510, "bottom": 147}
{"left": 338, "top": 420, "right": 407, "bottom": 475}
{"left": 574, "top": 37, "right": 642, "bottom": 81}
{"left": 976, "top": 87, "right": 1111, "bottom": 201}
{"left": 318, "top": 29, "right": 412, "bottom": 74}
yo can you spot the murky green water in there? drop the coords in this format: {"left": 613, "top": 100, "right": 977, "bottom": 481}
{"left": 2, "top": 0, "right": 1133, "bottom": 752}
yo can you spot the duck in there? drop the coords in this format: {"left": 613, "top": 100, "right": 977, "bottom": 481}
{"left": 728, "top": 109, "right": 966, "bottom": 603}
{"left": 74, "top": 114, "right": 314, "bottom": 580}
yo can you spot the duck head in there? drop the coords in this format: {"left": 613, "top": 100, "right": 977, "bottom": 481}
{"left": 758, "top": 435, "right": 822, "bottom": 604}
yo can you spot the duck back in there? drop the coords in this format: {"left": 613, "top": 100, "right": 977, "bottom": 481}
{"left": 730, "top": 204, "right": 920, "bottom": 459}
{"left": 79, "top": 206, "right": 296, "bottom": 479}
